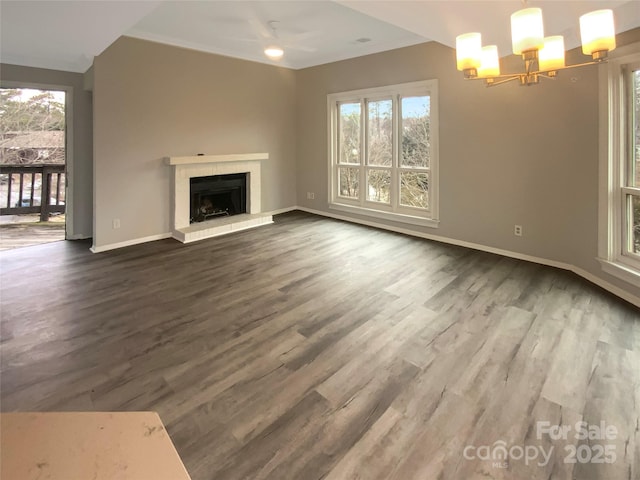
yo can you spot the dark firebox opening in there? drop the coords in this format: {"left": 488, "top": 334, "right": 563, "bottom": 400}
{"left": 190, "top": 173, "right": 247, "bottom": 223}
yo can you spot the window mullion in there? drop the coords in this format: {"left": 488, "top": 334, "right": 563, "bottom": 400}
{"left": 391, "top": 95, "right": 399, "bottom": 211}
{"left": 360, "top": 99, "right": 366, "bottom": 207}
{"left": 330, "top": 101, "right": 341, "bottom": 201}
{"left": 625, "top": 65, "right": 635, "bottom": 189}
{"left": 334, "top": 104, "right": 339, "bottom": 203}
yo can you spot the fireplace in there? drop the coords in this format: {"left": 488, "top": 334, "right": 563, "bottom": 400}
{"left": 166, "top": 153, "right": 272, "bottom": 243}
{"left": 190, "top": 173, "right": 247, "bottom": 223}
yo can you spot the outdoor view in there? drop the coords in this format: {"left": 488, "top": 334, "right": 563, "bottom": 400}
{"left": 338, "top": 95, "right": 430, "bottom": 210}
{"left": 0, "top": 88, "right": 66, "bottom": 250}
{"left": 400, "top": 96, "right": 430, "bottom": 209}
{"left": 632, "top": 69, "right": 640, "bottom": 255}
{"left": 339, "top": 102, "right": 360, "bottom": 199}
{"left": 366, "top": 99, "right": 392, "bottom": 204}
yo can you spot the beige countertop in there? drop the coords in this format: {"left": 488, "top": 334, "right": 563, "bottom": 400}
{"left": 0, "top": 411, "right": 192, "bottom": 480}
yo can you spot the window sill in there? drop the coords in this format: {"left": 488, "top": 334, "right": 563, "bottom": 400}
{"left": 598, "top": 258, "right": 640, "bottom": 287}
{"left": 329, "top": 202, "right": 439, "bottom": 228}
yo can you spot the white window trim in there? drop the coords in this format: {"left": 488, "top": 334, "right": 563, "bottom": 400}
{"left": 327, "top": 80, "right": 439, "bottom": 228}
{"left": 598, "top": 43, "right": 640, "bottom": 286}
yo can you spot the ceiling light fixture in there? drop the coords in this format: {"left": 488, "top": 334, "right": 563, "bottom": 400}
{"left": 264, "top": 20, "right": 284, "bottom": 61}
{"left": 455, "top": 3, "right": 616, "bottom": 86}
{"left": 264, "top": 45, "right": 284, "bottom": 60}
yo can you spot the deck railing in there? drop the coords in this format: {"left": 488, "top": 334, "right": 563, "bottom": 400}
{"left": 0, "top": 164, "right": 66, "bottom": 221}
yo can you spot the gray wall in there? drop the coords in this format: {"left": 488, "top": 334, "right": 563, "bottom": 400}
{"left": 92, "top": 36, "right": 297, "bottom": 249}
{"left": 295, "top": 33, "right": 640, "bottom": 302}
{"left": 0, "top": 63, "right": 93, "bottom": 238}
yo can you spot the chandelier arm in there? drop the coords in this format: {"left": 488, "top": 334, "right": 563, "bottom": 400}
{"left": 461, "top": 55, "right": 607, "bottom": 86}
{"left": 484, "top": 75, "right": 522, "bottom": 87}
{"left": 542, "top": 59, "right": 607, "bottom": 73}
{"left": 463, "top": 74, "right": 524, "bottom": 86}
{"left": 467, "top": 73, "right": 521, "bottom": 80}
{"left": 522, "top": 58, "right": 608, "bottom": 77}
{"left": 470, "top": 58, "right": 607, "bottom": 81}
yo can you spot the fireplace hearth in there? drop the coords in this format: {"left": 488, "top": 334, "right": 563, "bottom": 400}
{"left": 190, "top": 173, "right": 247, "bottom": 223}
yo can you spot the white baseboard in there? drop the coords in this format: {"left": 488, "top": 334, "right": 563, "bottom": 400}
{"left": 294, "top": 206, "right": 640, "bottom": 309}
{"left": 90, "top": 233, "right": 172, "bottom": 253}
{"left": 266, "top": 206, "right": 299, "bottom": 216}
{"left": 67, "top": 233, "right": 91, "bottom": 240}
{"left": 572, "top": 266, "right": 640, "bottom": 309}
{"left": 87, "top": 207, "right": 298, "bottom": 254}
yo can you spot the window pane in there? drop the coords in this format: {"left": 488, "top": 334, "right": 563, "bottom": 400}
{"left": 367, "top": 169, "right": 390, "bottom": 203}
{"left": 630, "top": 195, "right": 640, "bottom": 254}
{"left": 367, "top": 100, "right": 392, "bottom": 166}
{"left": 400, "top": 171, "right": 429, "bottom": 209}
{"left": 338, "top": 167, "right": 359, "bottom": 199}
{"left": 401, "top": 96, "right": 430, "bottom": 168}
{"left": 631, "top": 69, "right": 640, "bottom": 186}
{"left": 339, "top": 103, "right": 360, "bottom": 164}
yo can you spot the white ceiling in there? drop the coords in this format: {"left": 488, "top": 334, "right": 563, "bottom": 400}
{"left": 0, "top": 1, "right": 162, "bottom": 72}
{"left": 1, "top": 1, "right": 639, "bottom": 73}
{"left": 127, "top": 1, "right": 428, "bottom": 69}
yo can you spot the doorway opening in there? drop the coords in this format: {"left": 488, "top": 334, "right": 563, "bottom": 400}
{"left": 0, "top": 87, "right": 67, "bottom": 251}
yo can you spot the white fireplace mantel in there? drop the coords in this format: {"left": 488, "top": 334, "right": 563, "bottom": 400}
{"left": 165, "top": 153, "right": 268, "bottom": 166}
{"left": 166, "top": 153, "right": 272, "bottom": 243}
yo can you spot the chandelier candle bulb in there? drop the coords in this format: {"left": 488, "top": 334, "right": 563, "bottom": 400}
{"left": 511, "top": 7, "right": 544, "bottom": 55}
{"left": 539, "top": 36, "right": 565, "bottom": 71}
{"left": 456, "top": 32, "right": 482, "bottom": 73}
{"left": 579, "top": 9, "right": 616, "bottom": 58}
{"left": 477, "top": 45, "right": 500, "bottom": 78}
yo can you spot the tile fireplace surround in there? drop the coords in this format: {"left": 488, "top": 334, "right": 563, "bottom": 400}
{"left": 166, "top": 153, "right": 272, "bottom": 243}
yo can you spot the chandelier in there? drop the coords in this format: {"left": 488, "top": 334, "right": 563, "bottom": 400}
{"left": 455, "top": 5, "right": 616, "bottom": 86}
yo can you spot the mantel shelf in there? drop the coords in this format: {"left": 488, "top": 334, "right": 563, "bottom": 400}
{"left": 165, "top": 153, "right": 269, "bottom": 166}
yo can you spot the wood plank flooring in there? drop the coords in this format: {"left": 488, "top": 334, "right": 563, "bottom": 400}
{"left": 1, "top": 211, "right": 639, "bottom": 480}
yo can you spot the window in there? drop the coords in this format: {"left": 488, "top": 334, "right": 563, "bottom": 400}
{"left": 624, "top": 65, "right": 640, "bottom": 263}
{"left": 599, "top": 48, "right": 640, "bottom": 285}
{"left": 328, "top": 80, "right": 439, "bottom": 227}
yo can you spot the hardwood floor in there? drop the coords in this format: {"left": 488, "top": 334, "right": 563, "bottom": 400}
{"left": 1, "top": 211, "right": 639, "bottom": 480}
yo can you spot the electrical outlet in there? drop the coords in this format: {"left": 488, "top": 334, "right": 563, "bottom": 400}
{"left": 113, "top": 218, "right": 121, "bottom": 229}
{"left": 514, "top": 225, "right": 522, "bottom": 237}
{"left": 307, "top": 192, "right": 315, "bottom": 200}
